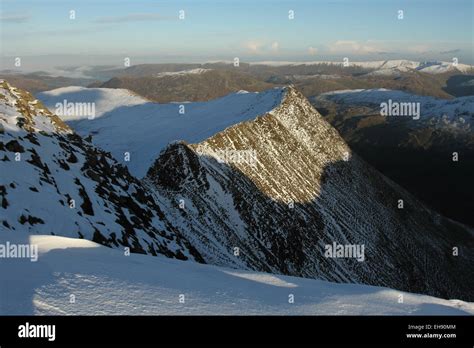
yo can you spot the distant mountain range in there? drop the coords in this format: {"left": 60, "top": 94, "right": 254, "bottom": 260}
{"left": 4, "top": 59, "right": 472, "bottom": 99}
{"left": 248, "top": 59, "right": 473, "bottom": 74}
{"left": 89, "top": 60, "right": 474, "bottom": 103}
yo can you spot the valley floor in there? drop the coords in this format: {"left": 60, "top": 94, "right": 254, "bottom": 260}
{"left": 0, "top": 233, "right": 472, "bottom": 316}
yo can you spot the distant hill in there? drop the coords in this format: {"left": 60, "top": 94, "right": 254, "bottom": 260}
{"left": 297, "top": 71, "right": 466, "bottom": 100}
{"left": 94, "top": 69, "right": 274, "bottom": 103}
{"left": 0, "top": 73, "right": 94, "bottom": 94}
{"left": 314, "top": 88, "right": 474, "bottom": 226}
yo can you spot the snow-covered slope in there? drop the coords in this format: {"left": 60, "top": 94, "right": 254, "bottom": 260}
{"left": 1, "top": 233, "right": 472, "bottom": 315}
{"left": 0, "top": 80, "right": 202, "bottom": 261}
{"left": 38, "top": 86, "right": 285, "bottom": 177}
{"left": 37, "top": 86, "right": 147, "bottom": 121}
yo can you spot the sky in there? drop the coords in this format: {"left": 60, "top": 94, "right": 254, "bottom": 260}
{"left": 1, "top": 0, "right": 473, "bottom": 71}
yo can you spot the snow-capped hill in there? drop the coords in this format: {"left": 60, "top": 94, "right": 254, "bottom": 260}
{"left": 38, "top": 86, "right": 148, "bottom": 121}
{"left": 38, "top": 86, "right": 286, "bottom": 177}
{"left": 359, "top": 59, "right": 420, "bottom": 71}
{"left": 250, "top": 59, "right": 473, "bottom": 75}
{"left": 0, "top": 80, "right": 202, "bottom": 261}
{"left": 155, "top": 68, "right": 213, "bottom": 78}
{"left": 357, "top": 59, "right": 471, "bottom": 74}
{"left": 353, "top": 60, "right": 472, "bottom": 75}
{"left": 416, "top": 61, "right": 472, "bottom": 73}
{"left": 2, "top": 233, "right": 472, "bottom": 315}
{"left": 319, "top": 88, "right": 474, "bottom": 128}
{"left": 145, "top": 86, "right": 474, "bottom": 301}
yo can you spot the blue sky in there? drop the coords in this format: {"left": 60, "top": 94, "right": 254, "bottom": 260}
{"left": 1, "top": 0, "right": 473, "bottom": 67}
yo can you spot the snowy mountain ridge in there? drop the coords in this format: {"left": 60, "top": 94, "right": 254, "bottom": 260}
{"left": 38, "top": 86, "right": 285, "bottom": 177}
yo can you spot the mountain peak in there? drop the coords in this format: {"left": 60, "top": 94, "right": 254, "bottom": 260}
{"left": 187, "top": 85, "right": 351, "bottom": 202}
